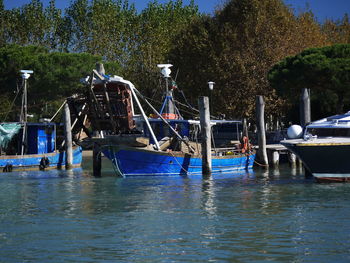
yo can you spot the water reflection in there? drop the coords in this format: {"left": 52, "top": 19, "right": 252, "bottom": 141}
{"left": 2, "top": 162, "right": 350, "bottom": 262}
{"left": 201, "top": 179, "right": 217, "bottom": 218}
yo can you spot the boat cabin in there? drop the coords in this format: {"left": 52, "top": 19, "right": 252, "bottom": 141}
{"left": 305, "top": 111, "right": 350, "bottom": 138}
{"left": 0, "top": 122, "right": 56, "bottom": 155}
{"left": 135, "top": 116, "right": 242, "bottom": 147}
{"left": 27, "top": 123, "right": 56, "bottom": 154}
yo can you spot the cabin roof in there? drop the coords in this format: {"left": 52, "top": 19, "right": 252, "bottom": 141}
{"left": 308, "top": 111, "right": 350, "bottom": 129}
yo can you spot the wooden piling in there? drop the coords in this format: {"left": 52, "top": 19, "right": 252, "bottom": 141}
{"left": 256, "top": 96, "right": 268, "bottom": 167}
{"left": 242, "top": 118, "right": 248, "bottom": 137}
{"left": 288, "top": 152, "right": 297, "bottom": 167}
{"left": 64, "top": 103, "right": 73, "bottom": 169}
{"left": 199, "top": 96, "right": 212, "bottom": 177}
{"left": 93, "top": 143, "right": 102, "bottom": 177}
{"left": 300, "top": 88, "right": 311, "bottom": 127}
{"left": 270, "top": 150, "right": 280, "bottom": 167}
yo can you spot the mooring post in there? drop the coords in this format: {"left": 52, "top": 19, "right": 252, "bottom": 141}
{"left": 242, "top": 118, "right": 248, "bottom": 138}
{"left": 93, "top": 143, "right": 102, "bottom": 177}
{"left": 288, "top": 152, "right": 297, "bottom": 167}
{"left": 300, "top": 88, "right": 311, "bottom": 127}
{"left": 256, "top": 95, "right": 268, "bottom": 167}
{"left": 271, "top": 150, "right": 280, "bottom": 167}
{"left": 64, "top": 103, "right": 73, "bottom": 169}
{"left": 199, "top": 96, "right": 212, "bottom": 177}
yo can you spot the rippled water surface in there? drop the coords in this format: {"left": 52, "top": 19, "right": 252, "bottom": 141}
{"left": 1, "top": 157, "right": 350, "bottom": 262}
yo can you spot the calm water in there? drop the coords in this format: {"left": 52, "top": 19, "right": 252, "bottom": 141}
{"left": 1, "top": 157, "right": 350, "bottom": 262}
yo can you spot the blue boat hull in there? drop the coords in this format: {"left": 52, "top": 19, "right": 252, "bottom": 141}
{"left": 0, "top": 146, "right": 83, "bottom": 172}
{"left": 102, "top": 147, "right": 255, "bottom": 177}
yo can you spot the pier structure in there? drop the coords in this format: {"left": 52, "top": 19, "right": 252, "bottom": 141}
{"left": 264, "top": 144, "right": 301, "bottom": 168}
{"left": 255, "top": 95, "right": 303, "bottom": 169}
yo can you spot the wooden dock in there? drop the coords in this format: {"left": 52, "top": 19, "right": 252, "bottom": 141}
{"left": 255, "top": 144, "right": 300, "bottom": 167}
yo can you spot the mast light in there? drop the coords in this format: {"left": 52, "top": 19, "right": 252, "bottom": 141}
{"left": 208, "top": 81, "right": 215, "bottom": 91}
{"left": 157, "top": 64, "right": 173, "bottom": 78}
{"left": 20, "top": 70, "right": 33, "bottom": 80}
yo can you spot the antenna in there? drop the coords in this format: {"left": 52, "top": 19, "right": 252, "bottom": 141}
{"left": 19, "top": 69, "right": 33, "bottom": 122}
{"left": 19, "top": 69, "right": 33, "bottom": 155}
{"left": 157, "top": 64, "right": 173, "bottom": 78}
{"left": 20, "top": 70, "right": 33, "bottom": 80}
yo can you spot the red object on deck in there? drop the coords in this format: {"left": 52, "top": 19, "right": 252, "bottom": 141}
{"left": 161, "top": 113, "right": 179, "bottom": 119}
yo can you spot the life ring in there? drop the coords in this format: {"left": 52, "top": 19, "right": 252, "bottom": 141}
{"left": 39, "top": 157, "right": 50, "bottom": 170}
{"left": 240, "top": 136, "right": 249, "bottom": 153}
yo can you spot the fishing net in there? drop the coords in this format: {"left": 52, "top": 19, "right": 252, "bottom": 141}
{"left": 0, "top": 123, "right": 21, "bottom": 149}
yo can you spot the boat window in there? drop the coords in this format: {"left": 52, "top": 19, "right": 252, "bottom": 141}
{"left": 308, "top": 128, "right": 350, "bottom": 137}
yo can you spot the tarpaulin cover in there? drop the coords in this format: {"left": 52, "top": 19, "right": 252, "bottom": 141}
{"left": 0, "top": 123, "right": 21, "bottom": 149}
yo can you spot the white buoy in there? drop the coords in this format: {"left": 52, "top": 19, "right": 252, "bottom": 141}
{"left": 287, "top": 125, "right": 303, "bottom": 139}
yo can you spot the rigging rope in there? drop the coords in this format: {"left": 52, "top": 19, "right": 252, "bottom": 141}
{"left": 254, "top": 159, "right": 269, "bottom": 167}
{"left": 3, "top": 87, "right": 22, "bottom": 122}
{"left": 168, "top": 150, "right": 189, "bottom": 175}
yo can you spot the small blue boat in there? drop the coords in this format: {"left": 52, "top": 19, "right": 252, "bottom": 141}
{"left": 0, "top": 70, "right": 82, "bottom": 172}
{"left": 0, "top": 124, "right": 82, "bottom": 171}
{"left": 82, "top": 64, "right": 255, "bottom": 177}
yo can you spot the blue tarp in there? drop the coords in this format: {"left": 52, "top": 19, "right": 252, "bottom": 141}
{"left": 0, "top": 123, "right": 21, "bottom": 149}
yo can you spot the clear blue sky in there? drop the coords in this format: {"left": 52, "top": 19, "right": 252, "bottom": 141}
{"left": 3, "top": 0, "right": 350, "bottom": 21}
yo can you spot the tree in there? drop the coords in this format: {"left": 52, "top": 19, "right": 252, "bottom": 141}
{"left": 0, "top": 44, "right": 119, "bottom": 121}
{"left": 44, "top": 0, "right": 63, "bottom": 50}
{"left": 65, "top": 0, "right": 138, "bottom": 63}
{"left": 322, "top": 14, "right": 350, "bottom": 44}
{"left": 268, "top": 44, "right": 350, "bottom": 120}
{"left": 169, "top": 0, "right": 328, "bottom": 120}
{"left": 125, "top": 0, "right": 200, "bottom": 98}
{"left": 1, "top": 0, "right": 64, "bottom": 49}
{"left": 0, "top": 0, "right": 5, "bottom": 46}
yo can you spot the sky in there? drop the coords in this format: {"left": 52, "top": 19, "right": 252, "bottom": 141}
{"left": 3, "top": 0, "right": 350, "bottom": 22}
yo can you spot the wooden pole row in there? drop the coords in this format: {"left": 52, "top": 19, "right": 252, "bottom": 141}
{"left": 256, "top": 90, "right": 310, "bottom": 175}
{"left": 199, "top": 96, "right": 212, "bottom": 177}
{"left": 64, "top": 103, "right": 73, "bottom": 169}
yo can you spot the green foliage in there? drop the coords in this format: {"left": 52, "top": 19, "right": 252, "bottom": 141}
{"left": 269, "top": 44, "right": 350, "bottom": 118}
{"left": 0, "top": 44, "right": 118, "bottom": 121}
{"left": 0, "top": 0, "right": 200, "bottom": 120}
{"left": 1, "top": 0, "right": 349, "bottom": 123}
{"left": 1, "top": 0, "right": 66, "bottom": 50}
{"left": 65, "top": 0, "right": 138, "bottom": 62}
{"left": 322, "top": 14, "right": 350, "bottom": 45}
{"left": 125, "top": 0, "right": 200, "bottom": 96}
{"left": 169, "top": 0, "right": 328, "bottom": 119}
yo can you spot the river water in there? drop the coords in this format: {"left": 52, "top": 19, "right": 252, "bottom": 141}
{"left": 1, "top": 157, "right": 350, "bottom": 262}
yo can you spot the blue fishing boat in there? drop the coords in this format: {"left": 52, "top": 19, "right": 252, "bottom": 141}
{"left": 79, "top": 64, "right": 255, "bottom": 177}
{"left": 0, "top": 70, "right": 82, "bottom": 172}
{"left": 102, "top": 145, "right": 254, "bottom": 176}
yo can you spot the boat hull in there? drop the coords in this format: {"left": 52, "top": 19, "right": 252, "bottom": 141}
{"left": 281, "top": 141, "right": 350, "bottom": 182}
{"left": 102, "top": 146, "right": 255, "bottom": 177}
{"left": 0, "top": 146, "right": 83, "bottom": 172}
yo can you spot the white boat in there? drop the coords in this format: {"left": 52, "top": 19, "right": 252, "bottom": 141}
{"left": 281, "top": 112, "right": 350, "bottom": 182}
